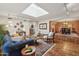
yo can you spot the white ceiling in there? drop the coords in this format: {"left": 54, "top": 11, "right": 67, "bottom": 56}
{"left": 22, "top": 4, "right": 48, "bottom": 17}
{"left": 0, "top": 3, "right": 79, "bottom": 21}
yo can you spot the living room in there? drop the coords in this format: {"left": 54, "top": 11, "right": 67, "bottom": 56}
{"left": 0, "top": 3, "right": 79, "bottom": 56}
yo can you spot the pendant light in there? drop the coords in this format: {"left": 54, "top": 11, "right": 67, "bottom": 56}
{"left": 63, "top": 3, "right": 70, "bottom": 27}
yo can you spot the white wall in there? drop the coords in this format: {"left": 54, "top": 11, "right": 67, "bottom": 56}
{"left": 38, "top": 20, "right": 49, "bottom": 34}
{"left": 25, "top": 20, "right": 50, "bottom": 35}
{"left": 0, "top": 16, "right": 50, "bottom": 35}
{"left": 29, "top": 21, "right": 39, "bottom": 35}
{"left": 26, "top": 21, "right": 50, "bottom": 35}
{"left": 0, "top": 17, "right": 31, "bottom": 35}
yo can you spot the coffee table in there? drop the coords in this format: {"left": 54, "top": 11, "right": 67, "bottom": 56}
{"left": 21, "top": 46, "right": 36, "bottom": 56}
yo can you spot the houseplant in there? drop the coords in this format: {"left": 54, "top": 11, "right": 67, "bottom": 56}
{"left": 0, "top": 24, "right": 6, "bottom": 46}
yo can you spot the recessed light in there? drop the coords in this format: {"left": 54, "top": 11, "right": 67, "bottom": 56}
{"left": 22, "top": 4, "right": 48, "bottom": 17}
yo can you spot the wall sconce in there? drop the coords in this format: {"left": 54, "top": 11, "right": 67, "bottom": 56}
{"left": 10, "top": 24, "right": 13, "bottom": 26}
{"left": 6, "top": 25, "right": 9, "bottom": 28}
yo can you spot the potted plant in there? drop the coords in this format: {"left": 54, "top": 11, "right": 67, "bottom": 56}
{"left": 0, "top": 24, "right": 6, "bottom": 46}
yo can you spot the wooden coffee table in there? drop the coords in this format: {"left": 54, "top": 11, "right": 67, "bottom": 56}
{"left": 21, "top": 46, "right": 36, "bottom": 56}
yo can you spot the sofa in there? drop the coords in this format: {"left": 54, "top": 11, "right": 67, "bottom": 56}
{"left": 2, "top": 38, "right": 35, "bottom": 56}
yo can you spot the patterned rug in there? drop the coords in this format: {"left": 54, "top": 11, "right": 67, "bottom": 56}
{"left": 35, "top": 39, "right": 53, "bottom": 56}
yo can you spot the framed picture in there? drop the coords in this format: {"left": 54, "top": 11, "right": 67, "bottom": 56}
{"left": 39, "top": 23, "right": 47, "bottom": 29}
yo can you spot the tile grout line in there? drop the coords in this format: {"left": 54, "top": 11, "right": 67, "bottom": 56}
{"left": 42, "top": 43, "right": 56, "bottom": 56}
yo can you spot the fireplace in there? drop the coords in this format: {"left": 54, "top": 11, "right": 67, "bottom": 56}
{"left": 61, "top": 28, "right": 71, "bottom": 34}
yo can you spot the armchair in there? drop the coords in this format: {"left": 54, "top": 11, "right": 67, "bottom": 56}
{"left": 47, "top": 32, "right": 55, "bottom": 42}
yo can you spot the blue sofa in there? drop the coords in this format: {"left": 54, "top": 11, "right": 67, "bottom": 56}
{"left": 2, "top": 38, "right": 35, "bottom": 56}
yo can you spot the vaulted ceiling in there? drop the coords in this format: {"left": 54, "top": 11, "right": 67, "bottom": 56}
{"left": 0, "top": 3, "right": 79, "bottom": 21}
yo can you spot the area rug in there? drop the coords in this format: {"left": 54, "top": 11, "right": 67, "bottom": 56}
{"left": 35, "top": 39, "right": 53, "bottom": 56}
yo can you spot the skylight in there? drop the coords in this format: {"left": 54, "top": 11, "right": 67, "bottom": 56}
{"left": 22, "top": 4, "right": 48, "bottom": 17}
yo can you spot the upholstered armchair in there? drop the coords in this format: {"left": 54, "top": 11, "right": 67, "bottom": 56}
{"left": 47, "top": 32, "right": 55, "bottom": 42}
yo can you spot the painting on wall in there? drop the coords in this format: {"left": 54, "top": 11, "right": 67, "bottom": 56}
{"left": 39, "top": 23, "right": 47, "bottom": 29}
